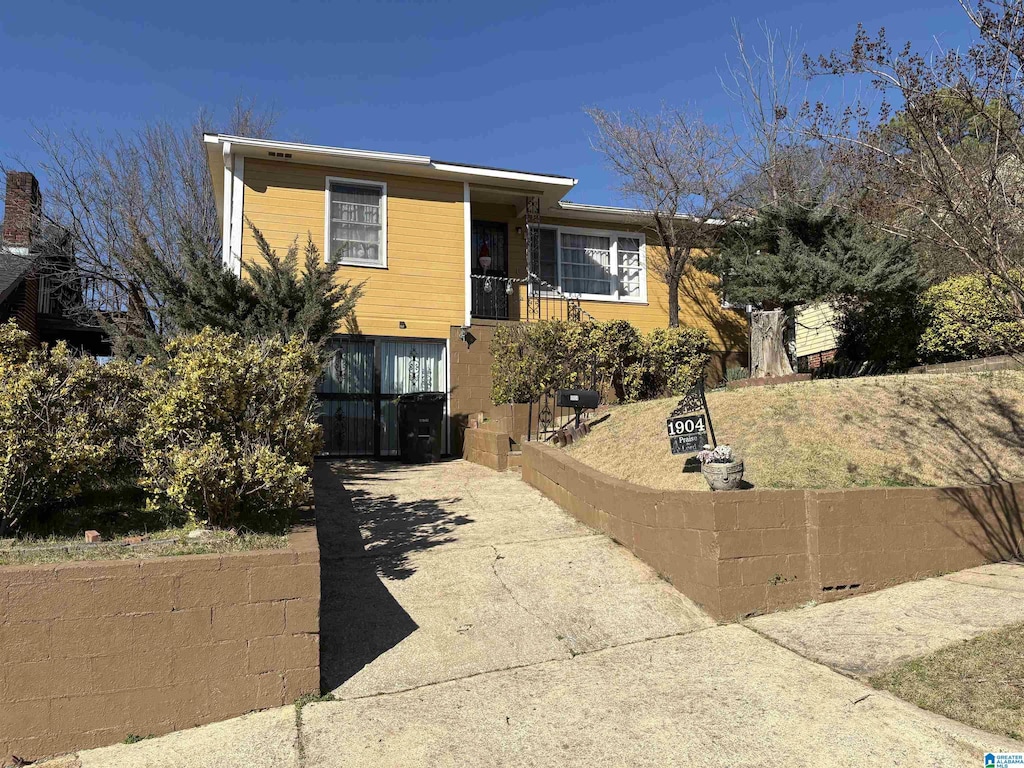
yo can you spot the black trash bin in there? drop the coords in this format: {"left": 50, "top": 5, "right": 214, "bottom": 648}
{"left": 397, "top": 392, "right": 445, "bottom": 463}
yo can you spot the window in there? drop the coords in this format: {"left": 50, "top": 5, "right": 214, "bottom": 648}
{"left": 618, "top": 237, "right": 642, "bottom": 298}
{"left": 534, "top": 226, "right": 646, "bottom": 302}
{"left": 326, "top": 178, "right": 386, "bottom": 267}
{"left": 537, "top": 228, "right": 558, "bottom": 286}
{"left": 561, "top": 232, "right": 613, "bottom": 296}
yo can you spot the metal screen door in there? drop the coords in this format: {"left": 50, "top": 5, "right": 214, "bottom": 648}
{"left": 317, "top": 336, "right": 448, "bottom": 457}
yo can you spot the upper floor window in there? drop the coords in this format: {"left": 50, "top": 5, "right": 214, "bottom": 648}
{"left": 326, "top": 178, "right": 387, "bottom": 267}
{"left": 535, "top": 225, "right": 646, "bottom": 302}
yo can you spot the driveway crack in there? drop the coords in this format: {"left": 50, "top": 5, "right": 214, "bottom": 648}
{"left": 488, "top": 543, "right": 578, "bottom": 657}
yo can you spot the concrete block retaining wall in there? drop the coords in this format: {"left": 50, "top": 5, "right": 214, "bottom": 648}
{"left": 907, "top": 353, "right": 1022, "bottom": 375}
{"left": 462, "top": 427, "right": 512, "bottom": 472}
{"left": 522, "top": 443, "right": 1022, "bottom": 621}
{"left": 0, "top": 526, "right": 320, "bottom": 760}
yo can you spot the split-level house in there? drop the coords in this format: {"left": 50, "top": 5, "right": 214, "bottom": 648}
{"left": 203, "top": 134, "right": 747, "bottom": 458}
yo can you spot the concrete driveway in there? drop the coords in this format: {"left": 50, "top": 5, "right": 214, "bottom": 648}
{"left": 54, "top": 460, "right": 1023, "bottom": 768}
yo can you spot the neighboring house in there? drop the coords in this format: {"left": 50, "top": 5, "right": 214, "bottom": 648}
{"left": 204, "top": 135, "right": 747, "bottom": 457}
{"left": 0, "top": 171, "right": 109, "bottom": 354}
{"left": 795, "top": 302, "right": 839, "bottom": 370}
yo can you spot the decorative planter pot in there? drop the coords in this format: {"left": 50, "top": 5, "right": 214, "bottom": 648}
{"left": 701, "top": 460, "right": 745, "bottom": 491}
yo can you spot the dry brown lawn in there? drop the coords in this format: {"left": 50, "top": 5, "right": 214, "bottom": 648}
{"left": 566, "top": 370, "right": 1024, "bottom": 490}
{"left": 871, "top": 622, "right": 1024, "bottom": 741}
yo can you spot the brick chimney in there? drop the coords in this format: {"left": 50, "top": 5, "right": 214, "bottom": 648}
{"left": 3, "top": 171, "right": 42, "bottom": 249}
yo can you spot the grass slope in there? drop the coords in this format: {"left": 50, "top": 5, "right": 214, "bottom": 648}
{"left": 566, "top": 371, "right": 1024, "bottom": 490}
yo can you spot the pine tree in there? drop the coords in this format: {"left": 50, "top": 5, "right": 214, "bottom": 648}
{"left": 710, "top": 204, "right": 923, "bottom": 370}
{"left": 118, "top": 222, "right": 362, "bottom": 357}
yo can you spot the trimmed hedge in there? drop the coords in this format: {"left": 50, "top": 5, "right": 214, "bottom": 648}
{"left": 490, "top": 319, "right": 710, "bottom": 405}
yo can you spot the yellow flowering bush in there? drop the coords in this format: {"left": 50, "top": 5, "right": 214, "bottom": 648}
{"left": 139, "top": 328, "right": 322, "bottom": 530}
{"left": 918, "top": 273, "right": 1024, "bottom": 363}
{"left": 0, "top": 322, "right": 147, "bottom": 535}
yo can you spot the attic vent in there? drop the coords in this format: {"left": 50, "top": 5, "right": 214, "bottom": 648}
{"left": 267, "top": 151, "right": 293, "bottom": 159}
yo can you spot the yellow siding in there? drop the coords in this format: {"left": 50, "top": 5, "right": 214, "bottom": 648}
{"left": 242, "top": 158, "right": 464, "bottom": 340}
{"left": 470, "top": 205, "right": 747, "bottom": 351}
{"left": 239, "top": 163, "right": 746, "bottom": 350}
{"left": 795, "top": 302, "right": 839, "bottom": 356}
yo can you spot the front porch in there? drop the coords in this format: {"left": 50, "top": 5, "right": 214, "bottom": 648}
{"left": 466, "top": 189, "right": 590, "bottom": 324}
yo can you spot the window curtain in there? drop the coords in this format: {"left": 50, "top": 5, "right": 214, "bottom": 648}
{"left": 321, "top": 339, "right": 374, "bottom": 394}
{"left": 380, "top": 341, "right": 446, "bottom": 395}
{"left": 560, "top": 233, "right": 612, "bottom": 295}
{"left": 330, "top": 183, "right": 381, "bottom": 264}
{"left": 537, "top": 228, "right": 558, "bottom": 286}
{"left": 380, "top": 340, "right": 447, "bottom": 456}
{"left": 618, "top": 237, "right": 642, "bottom": 298}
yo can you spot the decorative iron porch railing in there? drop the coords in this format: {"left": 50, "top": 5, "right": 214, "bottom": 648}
{"left": 469, "top": 273, "right": 595, "bottom": 323}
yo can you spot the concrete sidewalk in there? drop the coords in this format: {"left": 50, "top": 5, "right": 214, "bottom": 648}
{"left": 41, "top": 461, "right": 1024, "bottom": 767}
{"left": 747, "top": 562, "right": 1024, "bottom": 678}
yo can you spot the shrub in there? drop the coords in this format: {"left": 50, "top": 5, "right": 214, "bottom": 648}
{"left": 917, "top": 273, "right": 1024, "bottom": 363}
{"left": 490, "top": 319, "right": 710, "bottom": 405}
{"left": 725, "top": 366, "right": 749, "bottom": 382}
{"left": 834, "top": 289, "right": 927, "bottom": 372}
{"left": 625, "top": 327, "right": 711, "bottom": 401}
{"left": 0, "top": 322, "right": 147, "bottom": 535}
{"left": 139, "top": 328, "right": 322, "bottom": 530}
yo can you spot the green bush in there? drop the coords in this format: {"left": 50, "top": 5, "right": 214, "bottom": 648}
{"left": 0, "top": 323, "right": 147, "bottom": 535}
{"left": 490, "top": 320, "right": 710, "bottom": 405}
{"left": 140, "top": 328, "right": 322, "bottom": 530}
{"left": 917, "top": 273, "right": 1024, "bottom": 363}
{"left": 625, "top": 327, "right": 711, "bottom": 401}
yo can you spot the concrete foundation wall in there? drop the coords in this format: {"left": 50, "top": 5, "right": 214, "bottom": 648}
{"left": 521, "top": 443, "right": 1022, "bottom": 621}
{"left": 0, "top": 527, "right": 321, "bottom": 761}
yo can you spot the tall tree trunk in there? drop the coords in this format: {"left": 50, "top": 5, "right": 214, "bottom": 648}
{"left": 667, "top": 270, "right": 681, "bottom": 328}
{"left": 750, "top": 309, "right": 794, "bottom": 378}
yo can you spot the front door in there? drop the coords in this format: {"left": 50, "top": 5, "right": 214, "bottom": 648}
{"left": 471, "top": 220, "right": 509, "bottom": 319}
{"left": 318, "top": 336, "right": 448, "bottom": 458}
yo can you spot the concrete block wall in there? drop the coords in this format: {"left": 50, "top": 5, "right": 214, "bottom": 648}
{"left": 907, "top": 354, "right": 1023, "bottom": 375}
{"left": 462, "top": 427, "right": 512, "bottom": 472}
{"left": 0, "top": 527, "right": 320, "bottom": 761}
{"left": 522, "top": 443, "right": 1022, "bottom": 621}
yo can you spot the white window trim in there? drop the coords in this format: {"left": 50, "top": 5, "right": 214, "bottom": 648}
{"left": 535, "top": 224, "right": 648, "bottom": 304}
{"left": 324, "top": 176, "right": 388, "bottom": 269}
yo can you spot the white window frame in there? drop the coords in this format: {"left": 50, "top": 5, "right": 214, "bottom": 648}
{"left": 324, "top": 176, "right": 388, "bottom": 269}
{"left": 534, "top": 224, "right": 648, "bottom": 304}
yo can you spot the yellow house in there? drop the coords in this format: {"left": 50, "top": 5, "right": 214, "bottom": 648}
{"left": 204, "top": 134, "right": 747, "bottom": 457}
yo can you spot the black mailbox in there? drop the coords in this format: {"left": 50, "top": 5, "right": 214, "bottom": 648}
{"left": 556, "top": 389, "right": 600, "bottom": 410}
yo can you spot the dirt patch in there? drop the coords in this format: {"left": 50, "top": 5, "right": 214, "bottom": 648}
{"left": 0, "top": 529, "right": 287, "bottom": 565}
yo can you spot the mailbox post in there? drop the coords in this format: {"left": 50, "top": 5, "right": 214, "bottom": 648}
{"left": 556, "top": 388, "right": 600, "bottom": 427}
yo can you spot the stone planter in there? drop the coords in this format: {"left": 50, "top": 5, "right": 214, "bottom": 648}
{"left": 701, "top": 460, "right": 745, "bottom": 491}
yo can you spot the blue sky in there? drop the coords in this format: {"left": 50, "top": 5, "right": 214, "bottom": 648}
{"left": 1, "top": 0, "right": 974, "bottom": 207}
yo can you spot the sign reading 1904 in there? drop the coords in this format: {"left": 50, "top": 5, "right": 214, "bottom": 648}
{"left": 667, "top": 413, "right": 707, "bottom": 455}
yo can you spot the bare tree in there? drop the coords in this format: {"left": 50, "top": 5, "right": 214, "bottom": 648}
{"left": 586, "top": 107, "right": 742, "bottom": 327}
{"left": 721, "top": 20, "right": 831, "bottom": 209}
{"left": 803, "top": 1, "right": 1024, "bottom": 317}
{"left": 15, "top": 98, "right": 276, "bottom": 341}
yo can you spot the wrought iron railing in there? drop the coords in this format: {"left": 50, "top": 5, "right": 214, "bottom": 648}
{"left": 527, "top": 353, "right": 601, "bottom": 443}
{"left": 37, "top": 273, "right": 112, "bottom": 325}
{"left": 469, "top": 273, "right": 595, "bottom": 323}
